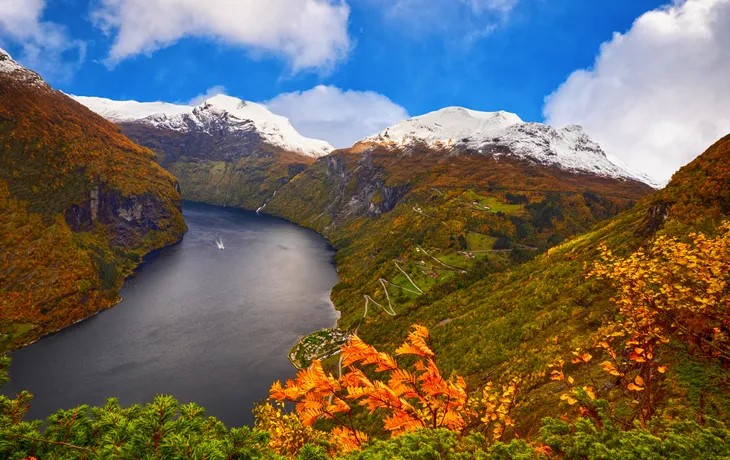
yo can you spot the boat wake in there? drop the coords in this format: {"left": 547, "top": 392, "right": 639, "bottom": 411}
{"left": 215, "top": 236, "right": 225, "bottom": 250}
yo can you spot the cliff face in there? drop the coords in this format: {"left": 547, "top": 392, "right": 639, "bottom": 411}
{"left": 63, "top": 185, "right": 182, "bottom": 241}
{"left": 0, "top": 50, "right": 186, "bottom": 351}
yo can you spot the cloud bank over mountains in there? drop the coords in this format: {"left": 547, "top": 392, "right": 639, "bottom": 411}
{"left": 545, "top": 0, "right": 730, "bottom": 183}
{"left": 266, "top": 85, "right": 409, "bottom": 148}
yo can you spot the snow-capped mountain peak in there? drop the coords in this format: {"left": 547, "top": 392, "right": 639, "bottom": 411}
{"left": 0, "top": 47, "right": 45, "bottom": 87}
{"left": 363, "top": 106, "right": 657, "bottom": 187}
{"left": 367, "top": 107, "right": 524, "bottom": 146}
{"left": 0, "top": 47, "right": 21, "bottom": 73}
{"left": 71, "top": 96, "right": 194, "bottom": 123}
{"left": 73, "top": 94, "right": 333, "bottom": 158}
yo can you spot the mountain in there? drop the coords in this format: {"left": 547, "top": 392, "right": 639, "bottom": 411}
{"left": 69, "top": 96, "right": 194, "bottom": 122}
{"left": 270, "top": 126, "right": 730, "bottom": 439}
{"left": 74, "top": 94, "right": 334, "bottom": 209}
{"left": 363, "top": 107, "right": 658, "bottom": 187}
{"left": 264, "top": 112, "right": 656, "bottom": 355}
{"left": 414, "top": 132, "right": 730, "bottom": 430}
{"left": 73, "top": 94, "right": 333, "bottom": 157}
{"left": 0, "top": 49, "right": 186, "bottom": 351}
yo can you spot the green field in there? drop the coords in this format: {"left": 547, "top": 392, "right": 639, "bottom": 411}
{"left": 436, "top": 252, "right": 469, "bottom": 269}
{"left": 466, "top": 233, "right": 496, "bottom": 250}
{"left": 480, "top": 197, "right": 524, "bottom": 214}
{"left": 462, "top": 190, "right": 525, "bottom": 215}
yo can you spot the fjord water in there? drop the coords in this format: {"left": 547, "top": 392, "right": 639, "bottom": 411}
{"left": 6, "top": 202, "right": 340, "bottom": 427}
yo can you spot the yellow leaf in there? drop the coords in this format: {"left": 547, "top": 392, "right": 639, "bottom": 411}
{"left": 601, "top": 361, "right": 621, "bottom": 376}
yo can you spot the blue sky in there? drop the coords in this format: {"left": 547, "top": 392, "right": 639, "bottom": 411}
{"left": 2, "top": 0, "right": 730, "bottom": 183}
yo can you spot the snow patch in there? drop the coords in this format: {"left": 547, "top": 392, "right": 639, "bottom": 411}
{"left": 0, "top": 47, "right": 22, "bottom": 73}
{"left": 368, "top": 107, "right": 523, "bottom": 147}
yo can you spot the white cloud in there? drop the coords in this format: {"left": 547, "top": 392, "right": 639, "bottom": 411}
{"left": 91, "top": 0, "right": 351, "bottom": 72}
{"left": 188, "top": 85, "right": 227, "bottom": 106}
{"left": 0, "top": 0, "right": 86, "bottom": 81}
{"left": 544, "top": 0, "right": 730, "bottom": 184}
{"left": 371, "top": 0, "right": 518, "bottom": 39}
{"left": 266, "top": 85, "right": 409, "bottom": 148}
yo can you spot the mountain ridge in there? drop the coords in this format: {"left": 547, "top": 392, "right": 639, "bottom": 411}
{"left": 73, "top": 94, "right": 334, "bottom": 158}
{"left": 363, "top": 106, "right": 659, "bottom": 188}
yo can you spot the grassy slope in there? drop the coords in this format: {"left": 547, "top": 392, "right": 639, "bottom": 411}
{"left": 406, "top": 134, "right": 730, "bottom": 430}
{"left": 266, "top": 145, "right": 653, "bottom": 336}
{"left": 0, "top": 72, "right": 186, "bottom": 351}
{"left": 264, "top": 137, "right": 730, "bottom": 432}
{"left": 120, "top": 123, "right": 316, "bottom": 210}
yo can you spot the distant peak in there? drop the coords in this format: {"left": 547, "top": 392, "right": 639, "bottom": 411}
{"left": 199, "top": 94, "right": 248, "bottom": 111}
{"left": 366, "top": 106, "right": 524, "bottom": 146}
{"left": 361, "top": 106, "right": 655, "bottom": 187}
{"left": 70, "top": 95, "right": 193, "bottom": 122}
{"left": 0, "top": 47, "right": 22, "bottom": 73}
{"left": 74, "top": 93, "right": 334, "bottom": 158}
{"left": 427, "top": 106, "right": 523, "bottom": 123}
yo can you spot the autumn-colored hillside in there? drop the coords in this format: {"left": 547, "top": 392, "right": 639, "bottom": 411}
{"left": 265, "top": 144, "right": 653, "bottom": 358}
{"left": 383, "top": 134, "right": 730, "bottom": 431}
{"left": 0, "top": 56, "right": 186, "bottom": 351}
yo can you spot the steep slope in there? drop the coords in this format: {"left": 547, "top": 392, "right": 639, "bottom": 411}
{"left": 375, "top": 133, "right": 730, "bottom": 431}
{"left": 0, "top": 49, "right": 187, "bottom": 351}
{"left": 265, "top": 116, "right": 655, "bottom": 363}
{"left": 74, "top": 95, "right": 334, "bottom": 209}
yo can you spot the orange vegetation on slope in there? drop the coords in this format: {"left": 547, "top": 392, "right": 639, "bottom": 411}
{"left": 0, "top": 66, "right": 186, "bottom": 350}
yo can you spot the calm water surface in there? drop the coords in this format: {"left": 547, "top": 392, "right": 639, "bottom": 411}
{"left": 6, "top": 202, "right": 340, "bottom": 426}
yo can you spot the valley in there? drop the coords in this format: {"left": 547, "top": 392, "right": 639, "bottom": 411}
{"left": 1, "top": 43, "right": 729, "bottom": 459}
{"left": 5, "top": 202, "right": 340, "bottom": 428}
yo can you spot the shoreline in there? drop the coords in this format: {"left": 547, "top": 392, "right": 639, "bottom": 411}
{"left": 3, "top": 221, "right": 186, "bottom": 354}
{"left": 5, "top": 198, "right": 343, "bottom": 382}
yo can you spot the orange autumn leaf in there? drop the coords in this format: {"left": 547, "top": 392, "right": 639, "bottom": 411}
{"left": 268, "top": 325, "right": 505, "bottom": 451}
{"left": 601, "top": 361, "right": 621, "bottom": 376}
{"left": 627, "top": 382, "right": 644, "bottom": 392}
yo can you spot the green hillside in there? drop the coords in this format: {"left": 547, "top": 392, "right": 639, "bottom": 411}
{"left": 2, "top": 133, "right": 728, "bottom": 458}
{"left": 265, "top": 144, "right": 653, "bottom": 364}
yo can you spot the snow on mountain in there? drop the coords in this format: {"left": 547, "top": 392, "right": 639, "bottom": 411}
{"left": 71, "top": 96, "right": 194, "bottom": 122}
{"left": 0, "top": 47, "right": 21, "bottom": 73}
{"left": 364, "top": 107, "right": 658, "bottom": 187}
{"left": 0, "top": 47, "right": 45, "bottom": 87}
{"left": 73, "top": 94, "right": 333, "bottom": 158}
{"left": 368, "top": 107, "right": 524, "bottom": 146}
